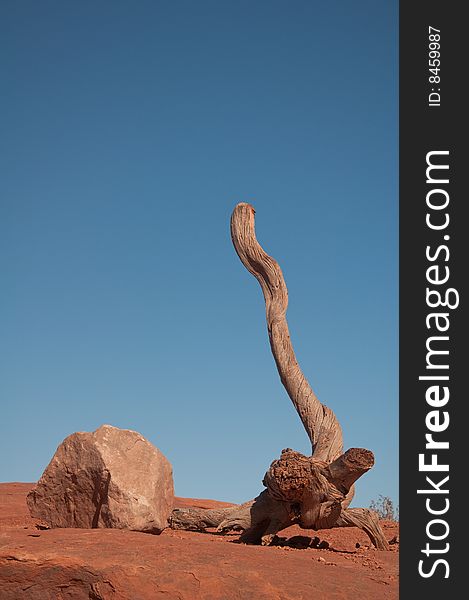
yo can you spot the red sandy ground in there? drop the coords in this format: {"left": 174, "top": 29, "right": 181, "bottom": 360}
{"left": 0, "top": 483, "right": 398, "bottom": 599}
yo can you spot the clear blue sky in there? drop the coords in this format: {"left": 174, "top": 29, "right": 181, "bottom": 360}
{"left": 1, "top": 1, "right": 397, "bottom": 509}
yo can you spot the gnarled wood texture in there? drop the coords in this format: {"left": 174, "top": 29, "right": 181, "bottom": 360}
{"left": 169, "top": 203, "right": 389, "bottom": 550}
{"left": 231, "top": 203, "right": 342, "bottom": 463}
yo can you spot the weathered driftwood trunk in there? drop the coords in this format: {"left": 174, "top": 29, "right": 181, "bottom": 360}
{"left": 170, "top": 203, "right": 389, "bottom": 550}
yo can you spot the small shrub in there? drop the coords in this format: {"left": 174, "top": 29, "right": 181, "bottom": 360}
{"left": 369, "top": 495, "right": 399, "bottom": 521}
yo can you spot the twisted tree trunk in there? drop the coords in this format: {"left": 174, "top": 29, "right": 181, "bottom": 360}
{"left": 230, "top": 203, "right": 343, "bottom": 464}
{"left": 170, "top": 203, "right": 389, "bottom": 550}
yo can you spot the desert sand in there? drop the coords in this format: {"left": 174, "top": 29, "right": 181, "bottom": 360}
{"left": 0, "top": 483, "right": 398, "bottom": 599}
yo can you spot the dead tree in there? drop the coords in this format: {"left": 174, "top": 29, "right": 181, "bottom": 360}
{"left": 170, "top": 203, "right": 389, "bottom": 550}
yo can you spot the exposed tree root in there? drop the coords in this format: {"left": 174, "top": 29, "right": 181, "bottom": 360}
{"left": 170, "top": 450, "right": 389, "bottom": 549}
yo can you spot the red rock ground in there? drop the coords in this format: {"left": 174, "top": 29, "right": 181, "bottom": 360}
{"left": 0, "top": 483, "right": 398, "bottom": 599}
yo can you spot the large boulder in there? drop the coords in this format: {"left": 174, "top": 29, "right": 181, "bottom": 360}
{"left": 27, "top": 424, "right": 174, "bottom": 533}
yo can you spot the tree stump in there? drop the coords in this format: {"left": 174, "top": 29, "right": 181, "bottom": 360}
{"left": 169, "top": 203, "right": 389, "bottom": 551}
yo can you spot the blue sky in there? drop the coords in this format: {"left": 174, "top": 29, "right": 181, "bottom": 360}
{"left": 1, "top": 1, "right": 397, "bottom": 508}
